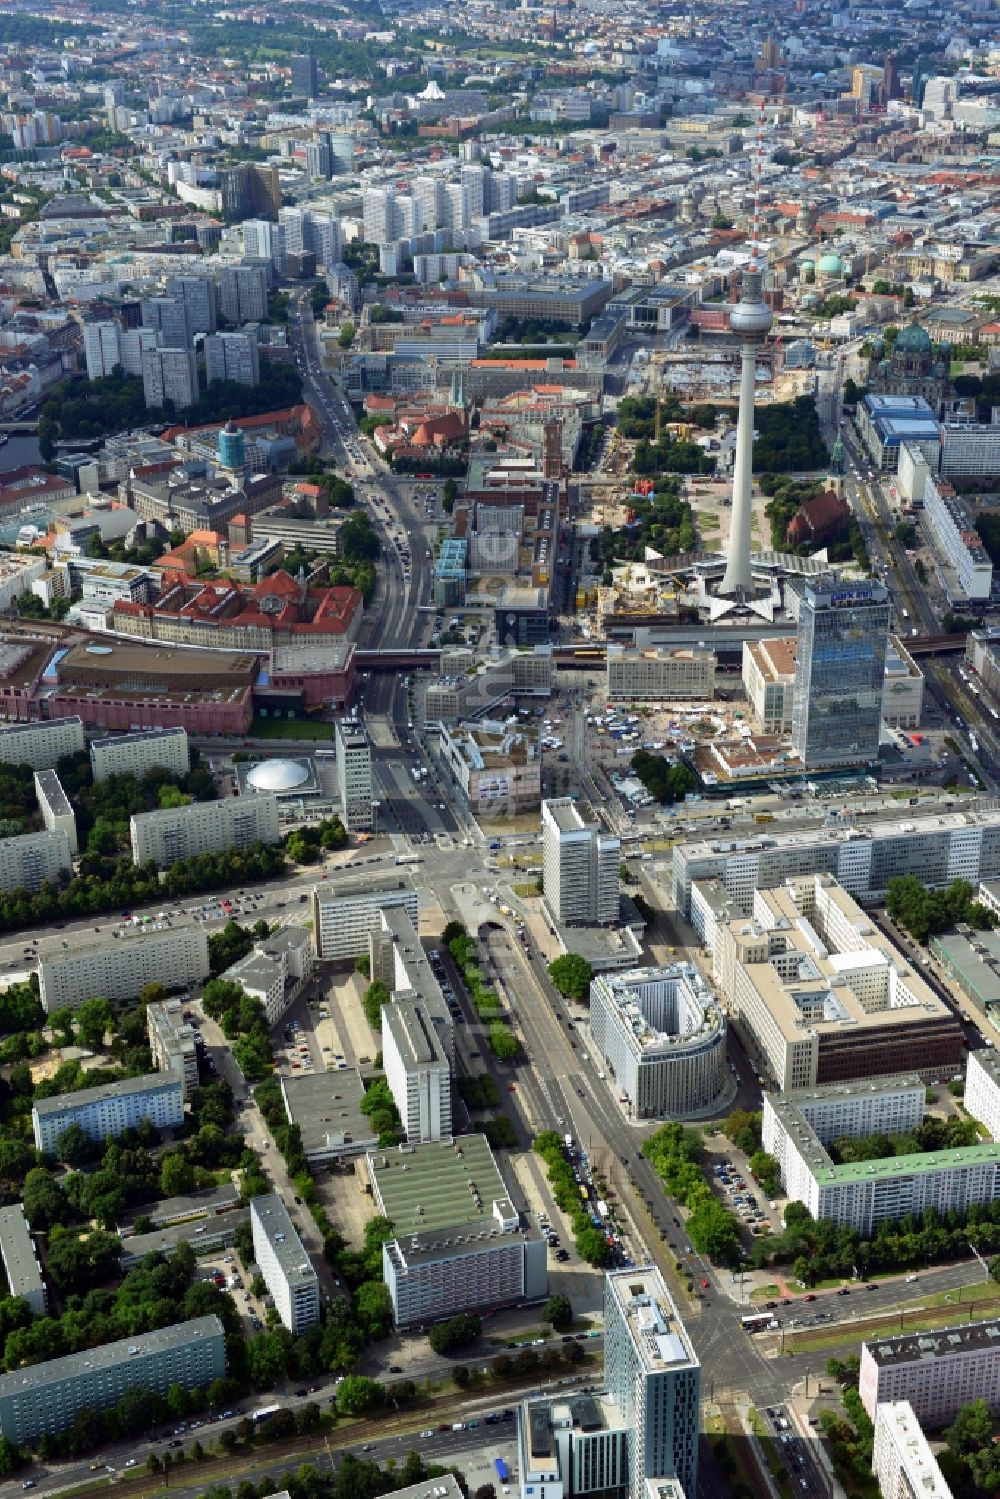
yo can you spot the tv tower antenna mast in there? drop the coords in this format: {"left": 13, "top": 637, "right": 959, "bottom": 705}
{"left": 720, "top": 102, "right": 774, "bottom": 598}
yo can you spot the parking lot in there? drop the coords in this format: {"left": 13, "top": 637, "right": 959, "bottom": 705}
{"left": 196, "top": 1249, "right": 266, "bottom": 1334}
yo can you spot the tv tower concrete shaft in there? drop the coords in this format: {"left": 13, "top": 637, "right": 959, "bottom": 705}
{"left": 720, "top": 265, "right": 772, "bottom": 598}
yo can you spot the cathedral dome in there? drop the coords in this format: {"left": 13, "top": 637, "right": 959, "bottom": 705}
{"left": 817, "top": 252, "right": 843, "bottom": 275}
{"left": 895, "top": 322, "right": 932, "bottom": 355}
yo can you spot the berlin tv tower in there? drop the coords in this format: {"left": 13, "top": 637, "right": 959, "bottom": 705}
{"left": 720, "top": 107, "right": 773, "bottom": 598}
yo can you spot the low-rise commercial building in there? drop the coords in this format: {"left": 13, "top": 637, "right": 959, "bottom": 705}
{"left": 368, "top": 1136, "right": 546, "bottom": 1328}
{"left": 0, "top": 716, "right": 85, "bottom": 770}
{"left": 311, "top": 873, "right": 418, "bottom": 963}
{"left": 0, "top": 1316, "right": 226, "bottom": 1446}
{"left": 130, "top": 793, "right": 281, "bottom": 866}
{"left": 0, "top": 1204, "right": 46, "bottom": 1315}
{"left": 382, "top": 999, "right": 452, "bottom": 1142}
{"left": 872, "top": 1402, "right": 952, "bottom": 1499}
{"left": 32, "top": 1072, "right": 184, "bottom": 1153}
{"left": 606, "top": 645, "right": 715, "bottom": 702}
{"left": 763, "top": 1077, "right": 1000, "bottom": 1234}
{"left": 39, "top": 926, "right": 210, "bottom": 1013}
{"left": 221, "top": 926, "right": 313, "bottom": 1026}
{"left": 590, "top": 966, "right": 728, "bottom": 1119}
{"left": 439, "top": 718, "right": 542, "bottom": 815}
{"left": 120, "top": 1207, "right": 249, "bottom": 1268}
{"left": 517, "top": 1389, "right": 630, "bottom": 1499}
{"left": 965, "top": 1048, "right": 1000, "bottom": 1143}
{"left": 147, "top": 997, "right": 199, "bottom": 1098}
{"left": 33, "top": 769, "right": 77, "bottom": 856}
{"left": 713, "top": 875, "right": 963, "bottom": 1091}
{"left": 90, "top": 727, "right": 190, "bottom": 783}
{"left": 250, "top": 1194, "right": 320, "bottom": 1335}
{"left": 859, "top": 1318, "right": 1000, "bottom": 1425}
{"left": 279, "top": 1069, "right": 378, "bottom": 1164}
{"left": 0, "top": 830, "right": 72, "bottom": 895}
{"left": 672, "top": 807, "right": 1000, "bottom": 922}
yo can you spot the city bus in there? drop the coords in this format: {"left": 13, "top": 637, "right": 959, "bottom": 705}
{"left": 741, "top": 1312, "right": 776, "bottom": 1334}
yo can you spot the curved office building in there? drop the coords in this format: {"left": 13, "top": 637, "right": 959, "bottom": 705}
{"left": 590, "top": 965, "right": 728, "bottom": 1119}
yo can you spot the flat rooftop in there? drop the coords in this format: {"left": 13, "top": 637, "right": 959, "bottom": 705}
{"left": 726, "top": 879, "right": 955, "bottom": 1045}
{"left": 120, "top": 1208, "right": 248, "bottom": 1262}
{"left": 676, "top": 807, "right": 998, "bottom": 864}
{"left": 865, "top": 1317, "right": 1000, "bottom": 1368}
{"left": 545, "top": 797, "right": 585, "bottom": 834}
{"left": 368, "top": 1136, "right": 512, "bottom": 1235}
{"left": 383, "top": 999, "right": 449, "bottom": 1070}
{"left": 606, "top": 1267, "right": 698, "bottom": 1372}
{"left": 279, "top": 1069, "right": 376, "bottom": 1155}
{"left": 314, "top": 872, "right": 415, "bottom": 902}
{"left": 0, "top": 1204, "right": 44, "bottom": 1302}
{"left": 33, "top": 768, "right": 72, "bottom": 817}
{"left": 54, "top": 641, "right": 258, "bottom": 684}
{"left": 0, "top": 1315, "right": 224, "bottom": 1396}
{"left": 33, "top": 1070, "right": 178, "bottom": 1117}
{"left": 250, "top": 1194, "right": 317, "bottom": 1284}
{"left": 91, "top": 727, "right": 188, "bottom": 749}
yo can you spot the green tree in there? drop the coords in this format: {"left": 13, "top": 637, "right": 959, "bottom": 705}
{"left": 488, "top": 1022, "right": 519, "bottom": 1062}
{"left": 247, "top": 1329, "right": 290, "bottom": 1389}
{"left": 338, "top": 322, "right": 355, "bottom": 348}
{"left": 428, "top": 1313, "right": 482, "bottom": 1355}
{"left": 160, "top": 1151, "right": 196, "bottom": 1198}
{"left": 547, "top": 954, "right": 594, "bottom": 1001}
{"left": 575, "top": 1226, "right": 610, "bottom": 1266}
{"left": 748, "top": 1150, "right": 780, "bottom": 1194}
{"left": 945, "top": 1399, "right": 994, "bottom": 1460}
{"left": 355, "top": 1280, "right": 393, "bottom": 1339}
{"left": 363, "top": 980, "right": 389, "bottom": 1030}
{"left": 988, "top": 1254, "right": 1000, "bottom": 1284}
{"left": 542, "top": 1294, "right": 573, "bottom": 1331}
{"left": 74, "top": 996, "right": 114, "bottom": 1052}
{"left": 48, "top": 1006, "right": 76, "bottom": 1046}
{"left": 336, "top": 1374, "right": 383, "bottom": 1415}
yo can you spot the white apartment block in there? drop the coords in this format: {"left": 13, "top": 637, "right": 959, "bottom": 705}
{"left": 922, "top": 474, "right": 993, "bottom": 604}
{"left": 873, "top": 1402, "right": 952, "bottom": 1499}
{"left": 763, "top": 1078, "right": 1000, "bottom": 1235}
{"left": 542, "top": 797, "right": 619, "bottom": 926}
{"left": 146, "top": 997, "right": 199, "bottom": 1098}
{"left": 741, "top": 634, "right": 924, "bottom": 736}
{"left": 860, "top": 1318, "right": 1000, "bottom": 1425}
{"left": 0, "top": 1203, "right": 47, "bottom": 1315}
{"left": 334, "top": 716, "right": 374, "bottom": 832}
{"left": 220, "top": 925, "right": 313, "bottom": 1026}
{"left": 311, "top": 874, "right": 418, "bottom": 963}
{"left": 38, "top": 925, "right": 210, "bottom": 1012}
{"left": 250, "top": 1194, "right": 319, "bottom": 1335}
{"left": 32, "top": 1072, "right": 184, "bottom": 1153}
{"left": 0, "top": 716, "right": 85, "bottom": 770}
{"left": 603, "top": 1267, "right": 700, "bottom": 1499}
{"left": 130, "top": 794, "right": 281, "bottom": 866}
{"left": 0, "top": 1316, "right": 226, "bottom": 1446}
{"left": 369, "top": 904, "right": 454, "bottom": 1068}
{"left": 0, "top": 830, "right": 72, "bottom": 895}
{"left": 382, "top": 999, "right": 452, "bottom": 1142}
{"left": 590, "top": 966, "right": 728, "bottom": 1119}
{"left": 712, "top": 876, "right": 962, "bottom": 1092}
{"left": 606, "top": 644, "right": 715, "bottom": 702}
{"left": 965, "top": 1047, "right": 1000, "bottom": 1143}
{"left": 383, "top": 1216, "right": 547, "bottom": 1329}
{"left": 33, "top": 769, "right": 77, "bottom": 855}
{"left": 90, "top": 727, "right": 190, "bottom": 783}
{"left": 672, "top": 806, "right": 1000, "bottom": 920}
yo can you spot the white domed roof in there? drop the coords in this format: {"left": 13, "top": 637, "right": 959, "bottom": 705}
{"left": 247, "top": 758, "right": 310, "bottom": 792}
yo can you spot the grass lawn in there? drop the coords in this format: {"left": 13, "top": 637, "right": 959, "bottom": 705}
{"left": 696, "top": 511, "right": 721, "bottom": 531}
{"left": 750, "top": 1283, "right": 781, "bottom": 1304}
{"left": 511, "top": 881, "right": 541, "bottom": 897}
{"left": 250, "top": 717, "right": 334, "bottom": 741}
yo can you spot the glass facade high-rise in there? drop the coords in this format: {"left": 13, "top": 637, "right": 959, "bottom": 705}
{"left": 791, "top": 577, "right": 890, "bottom": 768}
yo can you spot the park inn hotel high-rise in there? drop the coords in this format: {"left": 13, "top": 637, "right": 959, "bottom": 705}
{"left": 791, "top": 577, "right": 891, "bottom": 768}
